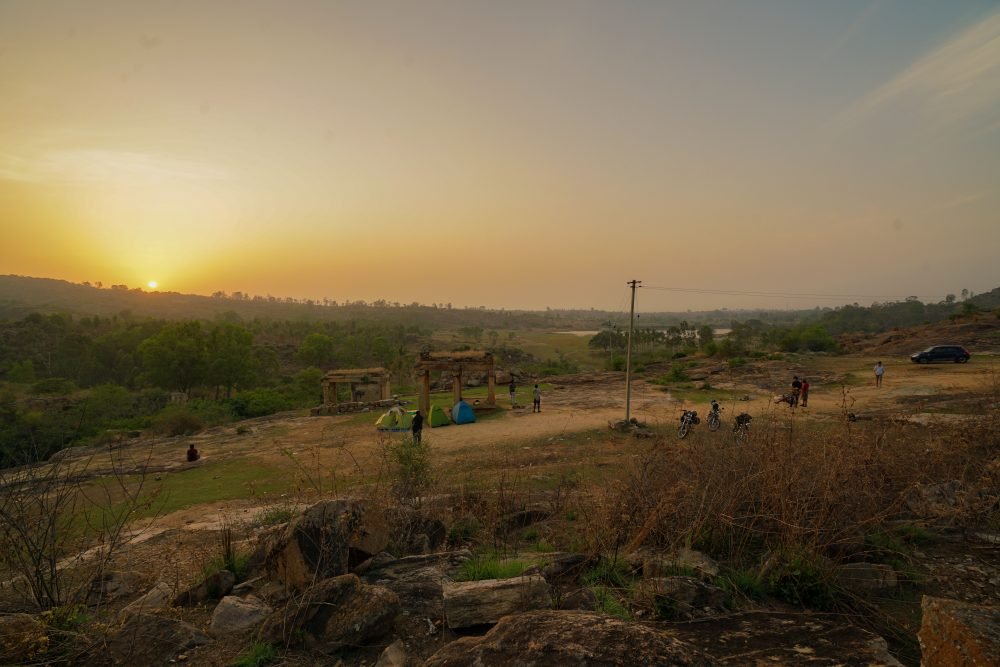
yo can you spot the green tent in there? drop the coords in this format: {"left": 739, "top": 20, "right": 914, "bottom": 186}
{"left": 375, "top": 406, "right": 413, "bottom": 432}
{"left": 428, "top": 404, "right": 450, "bottom": 428}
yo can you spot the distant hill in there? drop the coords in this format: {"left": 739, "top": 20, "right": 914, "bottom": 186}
{"left": 969, "top": 286, "right": 1000, "bottom": 310}
{"left": 5, "top": 275, "right": 994, "bottom": 333}
{"left": 0, "top": 275, "right": 811, "bottom": 329}
{"left": 0, "top": 275, "right": 560, "bottom": 328}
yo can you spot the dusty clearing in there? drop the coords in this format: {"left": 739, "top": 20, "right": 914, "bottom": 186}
{"left": 60, "top": 352, "right": 994, "bottom": 538}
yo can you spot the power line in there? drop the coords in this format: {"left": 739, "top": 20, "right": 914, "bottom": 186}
{"left": 642, "top": 286, "right": 951, "bottom": 302}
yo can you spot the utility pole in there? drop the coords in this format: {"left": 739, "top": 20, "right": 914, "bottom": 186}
{"left": 625, "top": 279, "right": 641, "bottom": 422}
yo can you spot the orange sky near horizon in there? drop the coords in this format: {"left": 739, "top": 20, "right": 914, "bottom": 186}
{"left": 1, "top": 1, "right": 998, "bottom": 311}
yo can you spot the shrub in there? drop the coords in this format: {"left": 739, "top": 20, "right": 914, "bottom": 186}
{"left": 203, "top": 521, "right": 251, "bottom": 583}
{"left": 29, "top": 378, "right": 78, "bottom": 394}
{"left": 664, "top": 364, "right": 689, "bottom": 383}
{"left": 455, "top": 555, "right": 528, "bottom": 581}
{"left": 534, "top": 539, "right": 557, "bottom": 552}
{"left": 718, "top": 567, "right": 766, "bottom": 602}
{"left": 233, "top": 641, "right": 279, "bottom": 667}
{"left": 590, "top": 585, "right": 631, "bottom": 619}
{"left": 582, "top": 558, "right": 631, "bottom": 589}
{"left": 152, "top": 406, "right": 203, "bottom": 436}
{"left": 386, "top": 434, "right": 433, "bottom": 504}
{"left": 251, "top": 504, "right": 298, "bottom": 528}
{"left": 135, "top": 388, "right": 169, "bottom": 414}
{"left": 448, "top": 517, "right": 481, "bottom": 544}
{"left": 230, "top": 389, "right": 294, "bottom": 418}
{"left": 598, "top": 405, "right": 999, "bottom": 615}
{"left": 41, "top": 604, "right": 88, "bottom": 632}
{"left": 765, "top": 549, "right": 838, "bottom": 610}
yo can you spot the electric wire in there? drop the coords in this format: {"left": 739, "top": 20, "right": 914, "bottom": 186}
{"left": 642, "top": 285, "right": 951, "bottom": 302}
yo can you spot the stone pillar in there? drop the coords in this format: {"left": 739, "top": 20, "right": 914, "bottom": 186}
{"left": 381, "top": 379, "right": 390, "bottom": 400}
{"left": 322, "top": 381, "right": 331, "bottom": 405}
{"left": 452, "top": 371, "right": 463, "bottom": 404}
{"left": 421, "top": 371, "right": 431, "bottom": 415}
{"left": 487, "top": 369, "right": 496, "bottom": 405}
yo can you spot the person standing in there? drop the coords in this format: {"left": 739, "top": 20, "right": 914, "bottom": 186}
{"left": 509, "top": 378, "right": 517, "bottom": 407}
{"left": 874, "top": 361, "right": 885, "bottom": 388}
{"left": 411, "top": 410, "right": 423, "bottom": 444}
{"left": 532, "top": 384, "right": 541, "bottom": 413}
{"left": 800, "top": 378, "right": 810, "bottom": 407}
{"left": 790, "top": 376, "right": 802, "bottom": 407}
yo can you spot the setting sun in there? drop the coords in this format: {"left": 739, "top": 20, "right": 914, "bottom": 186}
{"left": 147, "top": 281, "right": 158, "bottom": 290}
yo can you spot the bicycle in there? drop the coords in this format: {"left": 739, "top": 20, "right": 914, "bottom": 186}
{"left": 678, "top": 409, "right": 699, "bottom": 438}
{"left": 707, "top": 400, "right": 723, "bottom": 431}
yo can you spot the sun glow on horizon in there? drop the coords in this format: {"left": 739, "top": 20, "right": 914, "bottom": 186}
{"left": 147, "top": 280, "right": 158, "bottom": 289}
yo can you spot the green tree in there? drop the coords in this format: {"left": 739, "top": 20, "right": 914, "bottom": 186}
{"left": 7, "top": 359, "right": 36, "bottom": 383}
{"left": 139, "top": 322, "right": 206, "bottom": 394}
{"left": 206, "top": 324, "right": 256, "bottom": 398}
{"left": 297, "top": 333, "right": 336, "bottom": 368}
{"left": 697, "top": 325, "right": 715, "bottom": 350}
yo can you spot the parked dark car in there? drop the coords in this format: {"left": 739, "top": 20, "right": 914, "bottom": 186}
{"left": 910, "top": 345, "right": 971, "bottom": 364}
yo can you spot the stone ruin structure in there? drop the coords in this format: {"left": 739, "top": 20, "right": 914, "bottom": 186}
{"left": 314, "top": 368, "right": 395, "bottom": 415}
{"left": 414, "top": 351, "right": 496, "bottom": 415}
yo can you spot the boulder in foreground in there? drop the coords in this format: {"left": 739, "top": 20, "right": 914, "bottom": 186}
{"left": 423, "top": 610, "right": 713, "bottom": 666}
{"left": 920, "top": 595, "right": 1000, "bottom": 667}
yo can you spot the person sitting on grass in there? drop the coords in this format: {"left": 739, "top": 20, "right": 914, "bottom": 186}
{"left": 186, "top": 444, "right": 200, "bottom": 462}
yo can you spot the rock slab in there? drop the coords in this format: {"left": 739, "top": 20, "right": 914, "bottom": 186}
{"left": 173, "top": 569, "right": 236, "bottom": 606}
{"left": 837, "top": 562, "right": 898, "bottom": 591}
{"left": 106, "top": 613, "right": 212, "bottom": 665}
{"left": 121, "top": 581, "right": 174, "bottom": 617}
{"left": 443, "top": 575, "right": 551, "bottom": 628}
{"left": 209, "top": 595, "right": 272, "bottom": 635}
{"left": 261, "top": 573, "right": 398, "bottom": 651}
{"left": 920, "top": 595, "right": 1000, "bottom": 667}
{"left": 424, "top": 610, "right": 713, "bottom": 666}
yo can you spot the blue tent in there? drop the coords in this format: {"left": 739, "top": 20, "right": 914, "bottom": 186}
{"left": 452, "top": 400, "right": 475, "bottom": 425}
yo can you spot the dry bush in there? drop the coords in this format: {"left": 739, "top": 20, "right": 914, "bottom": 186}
{"left": 0, "top": 446, "right": 161, "bottom": 611}
{"left": 613, "top": 402, "right": 999, "bottom": 566}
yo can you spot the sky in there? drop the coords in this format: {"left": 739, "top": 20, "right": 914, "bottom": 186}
{"left": 1, "top": 0, "right": 998, "bottom": 312}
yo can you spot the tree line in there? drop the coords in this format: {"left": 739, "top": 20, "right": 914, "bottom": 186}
{"left": 0, "top": 312, "right": 423, "bottom": 466}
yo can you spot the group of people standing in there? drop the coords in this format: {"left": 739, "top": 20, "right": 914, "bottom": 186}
{"left": 787, "top": 361, "right": 886, "bottom": 409}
